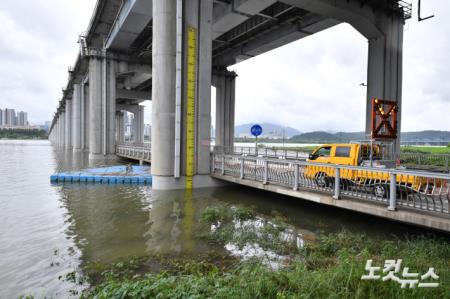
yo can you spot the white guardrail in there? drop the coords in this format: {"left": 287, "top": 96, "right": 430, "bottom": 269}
{"left": 211, "top": 153, "right": 450, "bottom": 216}
{"left": 212, "top": 146, "right": 310, "bottom": 160}
{"left": 116, "top": 143, "right": 151, "bottom": 161}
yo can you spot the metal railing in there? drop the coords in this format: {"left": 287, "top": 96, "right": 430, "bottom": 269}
{"left": 397, "top": 1, "right": 412, "bottom": 20}
{"left": 401, "top": 153, "right": 450, "bottom": 172}
{"left": 212, "top": 153, "right": 450, "bottom": 216}
{"left": 116, "top": 143, "right": 151, "bottom": 161}
{"left": 213, "top": 146, "right": 450, "bottom": 173}
{"left": 212, "top": 146, "right": 309, "bottom": 160}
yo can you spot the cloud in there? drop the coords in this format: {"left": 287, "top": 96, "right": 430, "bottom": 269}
{"left": 230, "top": 0, "right": 450, "bottom": 132}
{"left": 0, "top": 0, "right": 95, "bottom": 124}
{"left": 0, "top": 0, "right": 449, "bottom": 132}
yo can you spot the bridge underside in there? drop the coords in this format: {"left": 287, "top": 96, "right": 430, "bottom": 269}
{"left": 49, "top": 0, "right": 409, "bottom": 190}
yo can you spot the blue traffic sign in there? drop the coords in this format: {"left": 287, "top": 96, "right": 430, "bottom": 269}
{"left": 251, "top": 124, "right": 263, "bottom": 137}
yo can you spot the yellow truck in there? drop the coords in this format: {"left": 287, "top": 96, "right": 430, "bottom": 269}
{"left": 305, "top": 142, "right": 442, "bottom": 197}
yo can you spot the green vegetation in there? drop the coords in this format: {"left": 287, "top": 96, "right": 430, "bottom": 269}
{"left": 0, "top": 128, "right": 47, "bottom": 139}
{"left": 81, "top": 205, "right": 450, "bottom": 299}
{"left": 401, "top": 146, "right": 450, "bottom": 155}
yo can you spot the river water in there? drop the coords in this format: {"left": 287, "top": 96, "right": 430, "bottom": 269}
{"left": 0, "top": 140, "right": 429, "bottom": 298}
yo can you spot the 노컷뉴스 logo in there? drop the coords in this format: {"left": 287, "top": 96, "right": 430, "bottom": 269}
{"left": 361, "top": 259, "right": 439, "bottom": 288}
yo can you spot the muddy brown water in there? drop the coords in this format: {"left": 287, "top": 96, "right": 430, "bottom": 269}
{"left": 0, "top": 140, "right": 435, "bottom": 298}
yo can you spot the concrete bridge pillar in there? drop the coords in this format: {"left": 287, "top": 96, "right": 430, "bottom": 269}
{"left": 213, "top": 69, "right": 236, "bottom": 150}
{"left": 65, "top": 100, "right": 72, "bottom": 149}
{"left": 82, "top": 81, "right": 89, "bottom": 151}
{"left": 88, "top": 55, "right": 117, "bottom": 160}
{"left": 151, "top": 0, "right": 215, "bottom": 189}
{"left": 58, "top": 112, "right": 62, "bottom": 147}
{"left": 55, "top": 117, "right": 59, "bottom": 147}
{"left": 365, "top": 16, "right": 403, "bottom": 155}
{"left": 72, "top": 84, "right": 82, "bottom": 151}
{"left": 133, "top": 105, "right": 145, "bottom": 144}
{"left": 60, "top": 111, "right": 66, "bottom": 148}
{"left": 151, "top": 0, "right": 177, "bottom": 186}
{"left": 88, "top": 57, "right": 103, "bottom": 159}
{"left": 106, "top": 60, "right": 117, "bottom": 155}
{"left": 116, "top": 111, "right": 125, "bottom": 144}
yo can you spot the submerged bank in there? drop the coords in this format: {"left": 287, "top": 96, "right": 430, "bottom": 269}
{"left": 81, "top": 205, "right": 450, "bottom": 299}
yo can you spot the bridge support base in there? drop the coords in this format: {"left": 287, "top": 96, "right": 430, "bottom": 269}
{"left": 152, "top": 175, "right": 227, "bottom": 190}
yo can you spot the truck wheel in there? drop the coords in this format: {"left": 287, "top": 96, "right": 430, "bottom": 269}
{"left": 373, "top": 183, "right": 388, "bottom": 198}
{"left": 315, "top": 172, "right": 332, "bottom": 188}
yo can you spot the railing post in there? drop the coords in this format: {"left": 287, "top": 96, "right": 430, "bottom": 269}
{"left": 388, "top": 172, "right": 397, "bottom": 211}
{"left": 263, "top": 160, "right": 268, "bottom": 184}
{"left": 240, "top": 158, "right": 245, "bottom": 179}
{"left": 333, "top": 167, "right": 340, "bottom": 200}
{"left": 221, "top": 156, "right": 225, "bottom": 175}
{"left": 446, "top": 156, "right": 449, "bottom": 172}
{"left": 293, "top": 164, "right": 299, "bottom": 191}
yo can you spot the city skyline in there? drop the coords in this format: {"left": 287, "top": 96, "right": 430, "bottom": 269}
{"left": 0, "top": 107, "right": 29, "bottom": 127}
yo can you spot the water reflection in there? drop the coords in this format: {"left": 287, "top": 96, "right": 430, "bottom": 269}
{"left": 0, "top": 140, "right": 438, "bottom": 298}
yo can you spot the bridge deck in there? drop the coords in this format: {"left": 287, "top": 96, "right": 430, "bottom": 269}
{"left": 116, "top": 143, "right": 151, "bottom": 164}
{"left": 211, "top": 153, "right": 450, "bottom": 233}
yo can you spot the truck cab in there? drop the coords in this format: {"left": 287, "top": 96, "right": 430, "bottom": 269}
{"left": 308, "top": 141, "right": 395, "bottom": 168}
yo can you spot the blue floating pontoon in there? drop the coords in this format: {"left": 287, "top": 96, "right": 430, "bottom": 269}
{"left": 50, "top": 165, "right": 152, "bottom": 185}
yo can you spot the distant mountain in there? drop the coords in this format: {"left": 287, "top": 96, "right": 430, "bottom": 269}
{"left": 401, "top": 131, "right": 450, "bottom": 141}
{"left": 291, "top": 131, "right": 343, "bottom": 143}
{"left": 235, "top": 123, "right": 301, "bottom": 138}
{"left": 290, "top": 131, "right": 450, "bottom": 143}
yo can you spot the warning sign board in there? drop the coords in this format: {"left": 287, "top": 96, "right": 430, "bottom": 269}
{"left": 371, "top": 98, "right": 398, "bottom": 139}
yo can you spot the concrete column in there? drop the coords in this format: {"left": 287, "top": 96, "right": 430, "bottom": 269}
{"left": 60, "top": 111, "right": 66, "bottom": 148}
{"left": 56, "top": 118, "right": 59, "bottom": 146}
{"left": 366, "top": 16, "right": 403, "bottom": 155}
{"left": 89, "top": 57, "right": 103, "bottom": 159}
{"left": 65, "top": 101, "right": 72, "bottom": 149}
{"left": 72, "top": 84, "right": 82, "bottom": 151}
{"left": 116, "top": 111, "right": 125, "bottom": 144}
{"left": 214, "top": 69, "right": 236, "bottom": 149}
{"left": 57, "top": 118, "right": 60, "bottom": 147}
{"left": 83, "top": 83, "right": 90, "bottom": 151}
{"left": 151, "top": 0, "right": 177, "bottom": 180}
{"left": 196, "top": 0, "right": 213, "bottom": 175}
{"left": 106, "top": 60, "right": 117, "bottom": 154}
{"left": 138, "top": 106, "right": 145, "bottom": 143}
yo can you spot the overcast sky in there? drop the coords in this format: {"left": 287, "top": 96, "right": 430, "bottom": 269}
{"left": 0, "top": 0, "right": 448, "bottom": 132}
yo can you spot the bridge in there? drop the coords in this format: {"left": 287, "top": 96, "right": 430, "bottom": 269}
{"left": 211, "top": 151, "right": 450, "bottom": 232}
{"left": 46, "top": 1, "right": 450, "bottom": 231}
{"left": 48, "top": 0, "right": 411, "bottom": 190}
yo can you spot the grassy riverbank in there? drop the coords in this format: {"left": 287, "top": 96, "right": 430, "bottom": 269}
{"left": 0, "top": 128, "right": 47, "bottom": 139}
{"left": 81, "top": 205, "right": 450, "bottom": 299}
{"left": 401, "top": 146, "right": 450, "bottom": 154}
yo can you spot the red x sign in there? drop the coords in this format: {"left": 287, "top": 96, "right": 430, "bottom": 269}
{"left": 371, "top": 98, "right": 398, "bottom": 139}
